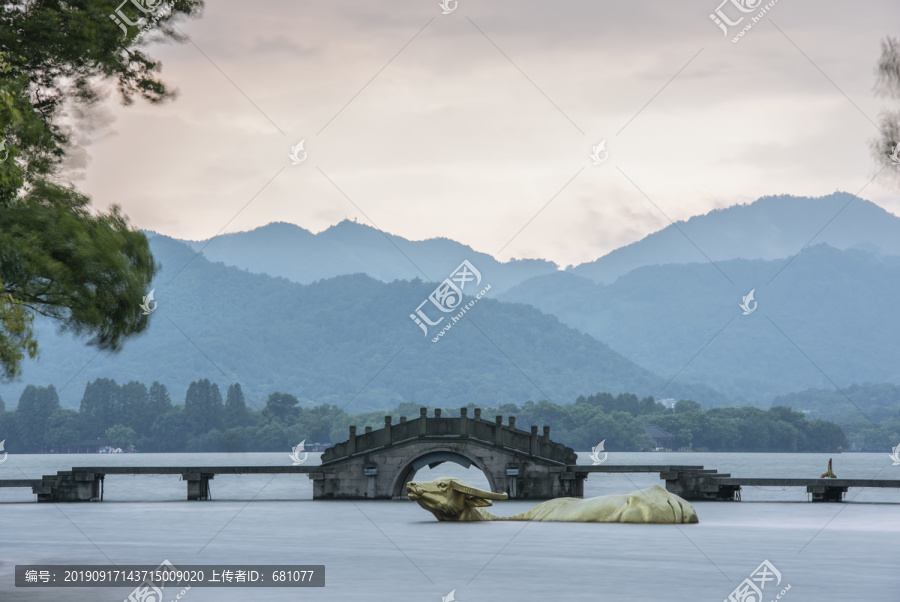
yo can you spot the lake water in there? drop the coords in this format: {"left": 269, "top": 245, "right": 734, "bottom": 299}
{"left": 1, "top": 452, "right": 898, "bottom": 601}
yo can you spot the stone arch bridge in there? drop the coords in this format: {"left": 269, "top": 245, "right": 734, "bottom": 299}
{"left": 316, "top": 407, "right": 582, "bottom": 499}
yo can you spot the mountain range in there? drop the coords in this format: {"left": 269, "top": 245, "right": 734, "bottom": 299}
{"left": 500, "top": 244, "right": 900, "bottom": 401}
{"left": 184, "top": 220, "right": 558, "bottom": 296}
{"left": 2, "top": 191, "right": 898, "bottom": 411}
{"left": 569, "top": 192, "right": 900, "bottom": 283}
{"left": 185, "top": 192, "right": 900, "bottom": 288}
{"left": 0, "top": 234, "right": 725, "bottom": 410}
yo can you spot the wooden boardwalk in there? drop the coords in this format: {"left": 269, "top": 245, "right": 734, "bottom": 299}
{"left": 1, "top": 464, "right": 898, "bottom": 503}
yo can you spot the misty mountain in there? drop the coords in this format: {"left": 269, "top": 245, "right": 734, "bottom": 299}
{"left": 500, "top": 244, "right": 900, "bottom": 402}
{"left": 181, "top": 220, "right": 558, "bottom": 295}
{"left": 0, "top": 234, "right": 728, "bottom": 412}
{"left": 569, "top": 192, "right": 900, "bottom": 284}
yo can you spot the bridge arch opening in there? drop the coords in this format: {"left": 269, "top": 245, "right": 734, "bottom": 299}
{"left": 390, "top": 449, "right": 496, "bottom": 499}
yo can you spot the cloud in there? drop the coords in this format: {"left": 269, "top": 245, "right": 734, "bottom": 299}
{"left": 75, "top": 0, "right": 900, "bottom": 264}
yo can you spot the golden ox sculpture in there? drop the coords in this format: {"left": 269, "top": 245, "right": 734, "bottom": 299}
{"left": 406, "top": 477, "right": 699, "bottom": 524}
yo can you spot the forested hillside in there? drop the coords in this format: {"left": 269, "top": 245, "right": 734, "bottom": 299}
{"left": 502, "top": 244, "right": 900, "bottom": 401}
{"left": 0, "top": 234, "right": 728, "bottom": 411}
{"left": 0, "top": 383, "right": 846, "bottom": 454}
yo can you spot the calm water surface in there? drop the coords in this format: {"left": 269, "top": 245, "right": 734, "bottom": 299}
{"left": 1, "top": 452, "right": 898, "bottom": 601}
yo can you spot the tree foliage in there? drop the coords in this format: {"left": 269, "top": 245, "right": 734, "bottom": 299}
{"left": 872, "top": 36, "right": 900, "bottom": 184}
{"left": 0, "top": 0, "right": 203, "bottom": 379}
{"left": 0, "top": 380, "right": 852, "bottom": 453}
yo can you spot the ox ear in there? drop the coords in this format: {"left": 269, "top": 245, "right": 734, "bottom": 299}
{"left": 465, "top": 496, "right": 494, "bottom": 508}
{"left": 449, "top": 481, "right": 509, "bottom": 505}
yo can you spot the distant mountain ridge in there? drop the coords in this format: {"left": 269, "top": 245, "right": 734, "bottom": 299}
{"left": 0, "top": 234, "right": 728, "bottom": 411}
{"left": 569, "top": 192, "right": 900, "bottom": 283}
{"left": 180, "top": 193, "right": 900, "bottom": 292}
{"left": 181, "top": 220, "right": 558, "bottom": 295}
{"left": 501, "top": 244, "right": 900, "bottom": 402}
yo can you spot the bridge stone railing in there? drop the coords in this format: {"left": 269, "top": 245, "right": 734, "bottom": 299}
{"left": 321, "top": 407, "right": 576, "bottom": 465}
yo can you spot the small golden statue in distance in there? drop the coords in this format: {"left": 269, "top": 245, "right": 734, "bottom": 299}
{"left": 407, "top": 477, "right": 699, "bottom": 524}
{"left": 819, "top": 458, "right": 837, "bottom": 478}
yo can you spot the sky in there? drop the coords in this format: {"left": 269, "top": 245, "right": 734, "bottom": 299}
{"left": 69, "top": 0, "right": 900, "bottom": 267}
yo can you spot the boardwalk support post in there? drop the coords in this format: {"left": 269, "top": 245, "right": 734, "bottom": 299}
{"left": 183, "top": 473, "right": 214, "bottom": 501}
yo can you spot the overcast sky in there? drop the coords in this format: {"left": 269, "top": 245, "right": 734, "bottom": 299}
{"left": 69, "top": 0, "right": 900, "bottom": 267}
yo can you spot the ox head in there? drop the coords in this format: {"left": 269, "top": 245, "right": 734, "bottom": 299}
{"left": 406, "top": 477, "right": 508, "bottom": 521}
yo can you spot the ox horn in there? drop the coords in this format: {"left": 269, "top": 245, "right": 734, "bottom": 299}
{"left": 450, "top": 481, "right": 509, "bottom": 500}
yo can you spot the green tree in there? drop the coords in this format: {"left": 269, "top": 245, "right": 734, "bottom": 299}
{"left": 224, "top": 383, "right": 249, "bottom": 429}
{"left": 45, "top": 408, "right": 82, "bottom": 449}
{"left": 149, "top": 381, "right": 173, "bottom": 414}
{"left": 105, "top": 424, "right": 136, "bottom": 449}
{"left": 79, "top": 378, "right": 120, "bottom": 438}
{"left": 0, "top": 409, "right": 18, "bottom": 451}
{"left": 148, "top": 407, "right": 188, "bottom": 452}
{"left": 120, "top": 380, "right": 153, "bottom": 437}
{"left": 184, "top": 379, "right": 223, "bottom": 434}
{"left": 674, "top": 399, "right": 702, "bottom": 413}
{"left": 0, "top": 1, "right": 203, "bottom": 379}
{"left": 16, "top": 384, "right": 59, "bottom": 450}
{"left": 265, "top": 392, "right": 300, "bottom": 422}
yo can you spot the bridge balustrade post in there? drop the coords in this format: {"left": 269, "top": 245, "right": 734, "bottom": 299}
{"left": 530, "top": 426, "right": 539, "bottom": 455}
{"left": 495, "top": 416, "right": 503, "bottom": 446}
{"left": 384, "top": 416, "right": 392, "bottom": 446}
{"left": 420, "top": 408, "right": 428, "bottom": 437}
{"left": 348, "top": 426, "right": 357, "bottom": 455}
{"left": 459, "top": 408, "right": 468, "bottom": 437}
{"left": 474, "top": 408, "right": 481, "bottom": 420}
